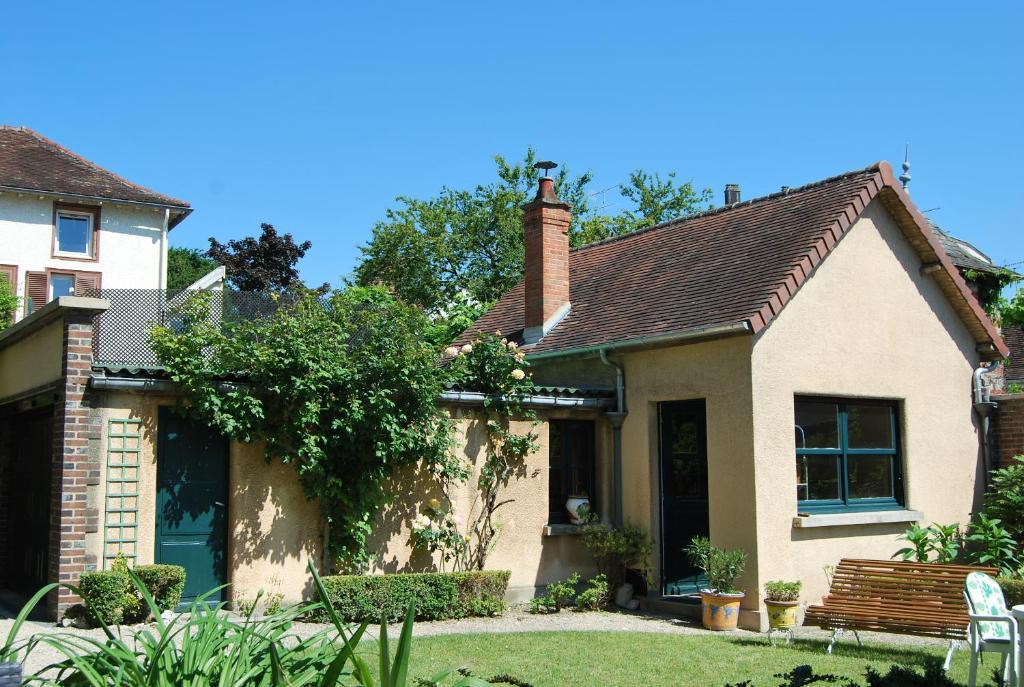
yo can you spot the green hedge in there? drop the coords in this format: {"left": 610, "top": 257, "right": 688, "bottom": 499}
{"left": 999, "top": 577, "right": 1024, "bottom": 608}
{"left": 313, "top": 570, "right": 510, "bottom": 623}
{"left": 78, "top": 564, "right": 186, "bottom": 626}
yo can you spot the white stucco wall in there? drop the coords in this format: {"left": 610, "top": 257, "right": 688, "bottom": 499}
{"left": 0, "top": 193, "right": 166, "bottom": 318}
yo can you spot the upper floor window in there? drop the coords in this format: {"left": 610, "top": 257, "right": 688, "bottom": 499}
{"left": 795, "top": 397, "right": 903, "bottom": 513}
{"left": 548, "top": 420, "right": 596, "bottom": 524}
{"left": 53, "top": 205, "right": 98, "bottom": 259}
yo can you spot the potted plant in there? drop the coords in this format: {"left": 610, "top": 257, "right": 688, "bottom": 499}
{"left": 685, "top": 536, "right": 748, "bottom": 631}
{"left": 763, "top": 580, "right": 801, "bottom": 630}
{"left": 565, "top": 493, "right": 591, "bottom": 525}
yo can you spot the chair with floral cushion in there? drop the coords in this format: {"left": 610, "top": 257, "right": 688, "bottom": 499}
{"left": 964, "top": 572, "right": 1018, "bottom": 687}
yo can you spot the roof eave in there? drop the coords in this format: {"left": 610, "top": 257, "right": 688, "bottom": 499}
{"left": 526, "top": 321, "right": 753, "bottom": 361}
{"left": 0, "top": 184, "right": 192, "bottom": 224}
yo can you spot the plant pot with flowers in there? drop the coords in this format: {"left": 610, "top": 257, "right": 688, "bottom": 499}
{"left": 763, "top": 580, "right": 801, "bottom": 630}
{"left": 684, "top": 536, "right": 748, "bottom": 631}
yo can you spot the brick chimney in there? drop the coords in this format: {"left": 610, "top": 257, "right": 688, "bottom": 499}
{"left": 522, "top": 169, "right": 572, "bottom": 344}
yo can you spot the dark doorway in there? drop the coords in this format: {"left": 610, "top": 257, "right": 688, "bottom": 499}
{"left": 156, "top": 408, "right": 228, "bottom": 607}
{"left": 659, "top": 400, "right": 710, "bottom": 595}
{"left": 3, "top": 410, "right": 54, "bottom": 596}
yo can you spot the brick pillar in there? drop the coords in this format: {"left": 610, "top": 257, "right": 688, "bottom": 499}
{"left": 993, "top": 394, "right": 1024, "bottom": 470}
{"left": 48, "top": 312, "right": 102, "bottom": 618}
{"left": 522, "top": 175, "right": 572, "bottom": 344}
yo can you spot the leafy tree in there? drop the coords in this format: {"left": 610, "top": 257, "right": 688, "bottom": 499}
{"left": 354, "top": 149, "right": 712, "bottom": 314}
{"left": 166, "top": 247, "right": 219, "bottom": 292}
{"left": 150, "top": 286, "right": 456, "bottom": 570}
{"left": 207, "top": 223, "right": 328, "bottom": 293}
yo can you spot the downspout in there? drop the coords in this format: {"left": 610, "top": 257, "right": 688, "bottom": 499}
{"left": 973, "top": 364, "right": 998, "bottom": 487}
{"left": 599, "top": 348, "right": 627, "bottom": 528}
{"left": 159, "top": 208, "right": 170, "bottom": 316}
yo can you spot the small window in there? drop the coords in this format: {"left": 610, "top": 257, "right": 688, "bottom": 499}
{"left": 50, "top": 273, "right": 76, "bottom": 299}
{"left": 548, "top": 420, "right": 596, "bottom": 524}
{"left": 795, "top": 398, "right": 902, "bottom": 513}
{"left": 55, "top": 209, "right": 95, "bottom": 257}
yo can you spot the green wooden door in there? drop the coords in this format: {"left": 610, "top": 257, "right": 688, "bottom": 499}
{"left": 659, "top": 400, "right": 710, "bottom": 596}
{"left": 156, "top": 408, "right": 228, "bottom": 607}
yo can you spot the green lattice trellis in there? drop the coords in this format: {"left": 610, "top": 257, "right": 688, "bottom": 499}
{"left": 104, "top": 419, "right": 141, "bottom": 567}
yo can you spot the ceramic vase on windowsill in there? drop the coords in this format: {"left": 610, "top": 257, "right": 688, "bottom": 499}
{"left": 565, "top": 495, "right": 591, "bottom": 525}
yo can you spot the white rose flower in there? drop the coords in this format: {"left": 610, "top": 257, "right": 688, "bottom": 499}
{"left": 506, "top": 341, "right": 518, "bottom": 350}
{"left": 443, "top": 346, "right": 460, "bottom": 358}
{"left": 460, "top": 344, "right": 473, "bottom": 354}
{"left": 511, "top": 368, "right": 526, "bottom": 381}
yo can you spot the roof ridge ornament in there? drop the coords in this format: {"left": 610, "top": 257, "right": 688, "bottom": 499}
{"left": 899, "top": 143, "right": 911, "bottom": 194}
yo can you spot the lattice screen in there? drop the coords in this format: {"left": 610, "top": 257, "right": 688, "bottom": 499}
{"left": 104, "top": 419, "right": 142, "bottom": 567}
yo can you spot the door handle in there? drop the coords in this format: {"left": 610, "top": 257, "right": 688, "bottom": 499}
{"left": 214, "top": 501, "right": 226, "bottom": 508}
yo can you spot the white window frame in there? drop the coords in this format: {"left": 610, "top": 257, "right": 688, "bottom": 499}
{"left": 49, "top": 272, "right": 76, "bottom": 300}
{"left": 54, "top": 209, "right": 95, "bottom": 258}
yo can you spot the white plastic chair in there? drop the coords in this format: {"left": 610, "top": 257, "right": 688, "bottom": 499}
{"left": 964, "top": 571, "right": 1019, "bottom": 687}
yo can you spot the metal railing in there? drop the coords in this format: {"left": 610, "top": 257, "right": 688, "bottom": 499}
{"left": 92, "top": 289, "right": 289, "bottom": 367}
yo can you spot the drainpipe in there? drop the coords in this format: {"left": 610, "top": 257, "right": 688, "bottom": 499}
{"left": 599, "top": 348, "right": 627, "bottom": 528}
{"left": 973, "top": 364, "right": 998, "bottom": 487}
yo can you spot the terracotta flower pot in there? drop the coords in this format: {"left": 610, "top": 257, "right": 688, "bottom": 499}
{"left": 700, "top": 591, "right": 745, "bottom": 631}
{"left": 764, "top": 599, "right": 800, "bottom": 630}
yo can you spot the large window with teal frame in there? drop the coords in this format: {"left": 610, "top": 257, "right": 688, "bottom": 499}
{"left": 795, "top": 397, "right": 903, "bottom": 513}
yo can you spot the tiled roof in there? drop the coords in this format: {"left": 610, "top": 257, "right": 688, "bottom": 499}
{"left": 461, "top": 162, "right": 1008, "bottom": 361}
{"left": 0, "top": 126, "right": 191, "bottom": 222}
{"left": 931, "top": 223, "right": 1007, "bottom": 275}
{"left": 1005, "top": 327, "right": 1024, "bottom": 383}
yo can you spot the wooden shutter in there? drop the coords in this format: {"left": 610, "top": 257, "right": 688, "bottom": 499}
{"left": 74, "top": 271, "right": 101, "bottom": 297}
{"left": 25, "top": 271, "right": 47, "bottom": 315}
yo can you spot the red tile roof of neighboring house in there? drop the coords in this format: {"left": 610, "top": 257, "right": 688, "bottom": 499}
{"left": 0, "top": 126, "right": 191, "bottom": 225}
{"left": 461, "top": 161, "right": 1008, "bottom": 361}
{"left": 1005, "top": 327, "right": 1024, "bottom": 383}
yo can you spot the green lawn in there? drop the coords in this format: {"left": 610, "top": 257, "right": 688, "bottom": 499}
{"left": 387, "top": 632, "right": 996, "bottom": 687}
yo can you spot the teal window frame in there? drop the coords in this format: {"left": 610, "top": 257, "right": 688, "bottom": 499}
{"left": 795, "top": 397, "right": 904, "bottom": 514}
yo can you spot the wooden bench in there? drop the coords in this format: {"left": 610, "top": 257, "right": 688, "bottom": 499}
{"left": 804, "top": 558, "right": 999, "bottom": 667}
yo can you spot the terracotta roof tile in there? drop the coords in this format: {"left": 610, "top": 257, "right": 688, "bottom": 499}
{"left": 461, "top": 162, "right": 1008, "bottom": 361}
{"left": 0, "top": 126, "right": 190, "bottom": 211}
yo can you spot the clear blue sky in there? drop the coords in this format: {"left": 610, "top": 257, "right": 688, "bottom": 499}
{"left": 3, "top": 2, "right": 1021, "bottom": 288}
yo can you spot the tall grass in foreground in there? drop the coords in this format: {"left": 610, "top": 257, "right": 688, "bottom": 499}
{"left": 0, "top": 562, "right": 492, "bottom": 687}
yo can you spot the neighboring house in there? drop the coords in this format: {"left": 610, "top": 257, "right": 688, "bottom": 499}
{"left": 0, "top": 126, "right": 191, "bottom": 320}
{"left": 0, "top": 156, "right": 1008, "bottom": 631}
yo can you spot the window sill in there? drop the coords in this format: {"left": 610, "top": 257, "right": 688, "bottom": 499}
{"left": 543, "top": 523, "right": 584, "bottom": 537}
{"left": 792, "top": 509, "right": 923, "bottom": 529}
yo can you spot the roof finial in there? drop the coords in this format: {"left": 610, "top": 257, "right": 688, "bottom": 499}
{"left": 899, "top": 143, "right": 911, "bottom": 194}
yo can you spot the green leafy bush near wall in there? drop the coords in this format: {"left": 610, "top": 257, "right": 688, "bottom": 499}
{"left": 999, "top": 577, "right": 1024, "bottom": 607}
{"left": 77, "top": 564, "right": 186, "bottom": 626}
{"left": 133, "top": 565, "right": 186, "bottom": 612}
{"left": 312, "top": 570, "right": 510, "bottom": 623}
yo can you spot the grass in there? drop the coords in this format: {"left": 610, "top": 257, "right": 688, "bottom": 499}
{"left": 389, "top": 631, "right": 998, "bottom": 687}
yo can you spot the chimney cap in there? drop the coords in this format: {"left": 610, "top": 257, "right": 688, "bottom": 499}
{"left": 534, "top": 160, "right": 558, "bottom": 177}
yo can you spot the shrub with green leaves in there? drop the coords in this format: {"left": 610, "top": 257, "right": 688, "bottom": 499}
{"left": 575, "top": 574, "right": 609, "bottom": 611}
{"left": 964, "top": 513, "right": 1019, "bottom": 576}
{"left": 685, "top": 536, "right": 747, "bottom": 594}
{"left": 998, "top": 576, "right": 1024, "bottom": 607}
{"left": 982, "top": 455, "right": 1024, "bottom": 544}
{"left": 893, "top": 522, "right": 962, "bottom": 563}
{"left": 312, "top": 570, "right": 509, "bottom": 623}
{"left": 77, "top": 562, "right": 186, "bottom": 626}
{"left": 579, "top": 521, "right": 653, "bottom": 587}
{"left": 0, "top": 277, "right": 17, "bottom": 328}
{"left": 528, "top": 573, "right": 580, "bottom": 614}
{"left": 763, "top": 580, "right": 801, "bottom": 602}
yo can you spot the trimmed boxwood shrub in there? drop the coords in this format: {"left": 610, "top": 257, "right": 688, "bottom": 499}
{"left": 77, "top": 564, "right": 186, "bottom": 626}
{"left": 313, "top": 570, "right": 510, "bottom": 623}
{"left": 1000, "top": 577, "right": 1024, "bottom": 607}
{"left": 134, "top": 564, "right": 186, "bottom": 611}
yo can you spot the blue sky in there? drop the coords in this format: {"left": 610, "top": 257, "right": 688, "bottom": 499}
{"left": 2, "top": 2, "right": 1021, "bottom": 288}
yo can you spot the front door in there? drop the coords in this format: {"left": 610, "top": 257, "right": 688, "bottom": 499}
{"left": 4, "top": 410, "right": 53, "bottom": 595}
{"left": 156, "top": 408, "right": 228, "bottom": 607}
{"left": 659, "top": 400, "right": 710, "bottom": 595}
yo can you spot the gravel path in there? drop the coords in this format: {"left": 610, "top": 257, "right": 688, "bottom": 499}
{"left": 1, "top": 605, "right": 955, "bottom": 677}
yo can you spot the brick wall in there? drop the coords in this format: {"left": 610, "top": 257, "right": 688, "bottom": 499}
{"left": 47, "top": 312, "right": 102, "bottom": 618}
{"left": 993, "top": 393, "right": 1024, "bottom": 469}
